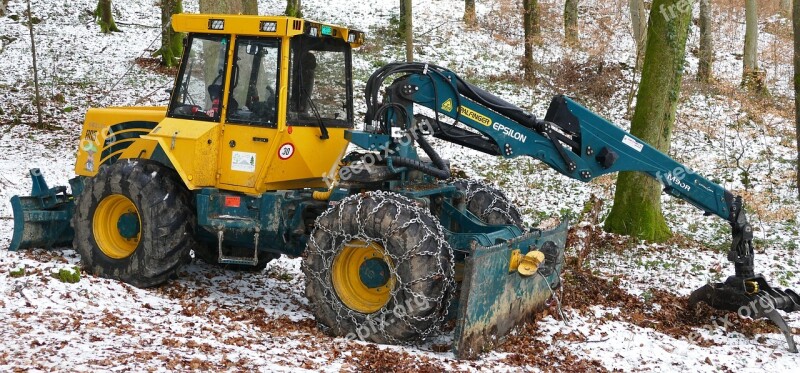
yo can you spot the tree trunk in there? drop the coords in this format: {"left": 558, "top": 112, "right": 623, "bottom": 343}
{"left": 399, "top": 0, "right": 407, "bottom": 36}
{"left": 199, "top": 0, "right": 257, "bottom": 15}
{"left": 629, "top": 0, "right": 647, "bottom": 67}
{"left": 0, "top": 0, "right": 8, "bottom": 17}
{"left": 27, "top": 0, "right": 42, "bottom": 128}
{"left": 604, "top": 0, "right": 694, "bottom": 242}
{"left": 155, "top": 0, "right": 183, "bottom": 68}
{"left": 564, "top": 0, "right": 579, "bottom": 46}
{"left": 285, "top": 0, "right": 302, "bottom": 18}
{"left": 523, "top": 0, "right": 540, "bottom": 82}
{"left": 784, "top": 0, "right": 793, "bottom": 18}
{"left": 698, "top": 0, "right": 714, "bottom": 83}
{"left": 741, "top": 0, "right": 769, "bottom": 95}
{"left": 95, "top": 0, "right": 121, "bottom": 33}
{"left": 464, "top": 0, "right": 476, "bottom": 26}
{"left": 794, "top": 0, "right": 800, "bottom": 198}
{"left": 404, "top": 0, "right": 413, "bottom": 62}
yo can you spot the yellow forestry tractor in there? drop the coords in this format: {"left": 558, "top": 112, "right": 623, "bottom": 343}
{"left": 9, "top": 13, "right": 800, "bottom": 357}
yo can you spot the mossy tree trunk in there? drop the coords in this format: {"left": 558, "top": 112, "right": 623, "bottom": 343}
{"left": 794, "top": 0, "right": 800, "bottom": 198}
{"left": 697, "top": 0, "right": 714, "bottom": 83}
{"left": 464, "top": 0, "right": 476, "bottom": 26}
{"left": 741, "top": 0, "right": 769, "bottom": 96}
{"left": 155, "top": 0, "right": 183, "bottom": 67}
{"left": 199, "top": 0, "right": 257, "bottom": 15}
{"left": 629, "top": 0, "right": 647, "bottom": 67}
{"left": 404, "top": 0, "right": 413, "bottom": 62}
{"left": 564, "top": 0, "right": 579, "bottom": 46}
{"left": 522, "top": 0, "right": 540, "bottom": 82}
{"left": 285, "top": 0, "right": 302, "bottom": 18}
{"left": 784, "top": 0, "right": 793, "bottom": 18}
{"left": 399, "top": 0, "right": 407, "bottom": 36}
{"left": 95, "top": 0, "right": 121, "bottom": 34}
{"left": 605, "top": 0, "right": 695, "bottom": 243}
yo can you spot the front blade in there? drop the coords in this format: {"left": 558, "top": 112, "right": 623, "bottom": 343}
{"left": 9, "top": 195, "right": 74, "bottom": 251}
{"left": 453, "top": 219, "right": 568, "bottom": 359}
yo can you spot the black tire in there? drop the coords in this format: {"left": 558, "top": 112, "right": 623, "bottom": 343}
{"left": 72, "top": 159, "right": 195, "bottom": 288}
{"left": 193, "top": 244, "right": 277, "bottom": 272}
{"left": 452, "top": 179, "right": 524, "bottom": 228}
{"left": 302, "top": 191, "right": 455, "bottom": 344}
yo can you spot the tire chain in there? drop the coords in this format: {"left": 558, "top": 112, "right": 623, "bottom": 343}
{"left": 453, "top": 178, "right": 524, "bottom": 228}
{"left": 305, "top": 191, "right": 456, "bottom": 344}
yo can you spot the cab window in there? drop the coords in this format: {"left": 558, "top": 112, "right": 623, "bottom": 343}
{"left": 226, "top": 38, "right": 281, "bottom": 127}
{"left": 169, "top": 34, "right": 230, "bottom": 121}
{"left": 287, "top": 35, "right": 353, "bottom": 127}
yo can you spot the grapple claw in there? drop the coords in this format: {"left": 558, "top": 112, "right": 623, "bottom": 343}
{"left": 690, "top": 275, "right": 800, "bottom": 353}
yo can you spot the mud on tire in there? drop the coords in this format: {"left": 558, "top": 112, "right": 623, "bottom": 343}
{"left": 72, "top": 159, "right": 195, "bottom": 288}
{"left": 302, "top": 191, "right": 455, "bottom": 344}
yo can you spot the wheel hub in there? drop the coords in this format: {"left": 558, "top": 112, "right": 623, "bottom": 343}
{"left": 93, "top": 194, "right": 141, "bottom": 259}
{"left": 331, "top": 240, "right": 395, "bottom": 314}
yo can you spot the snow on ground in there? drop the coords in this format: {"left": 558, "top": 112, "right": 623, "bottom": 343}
{"left": 1, "top": 0, "right": 799, "bottom": 371}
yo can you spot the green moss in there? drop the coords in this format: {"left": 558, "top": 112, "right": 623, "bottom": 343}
{"left": 54, "top": 267, "right": 80, "bottom": 283}
{"left": 9, "top": 267, "right": 25, "bottom": 278}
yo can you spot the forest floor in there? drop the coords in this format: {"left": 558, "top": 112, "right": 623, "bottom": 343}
{"left": 1, "top": 0, "right": 799, "bottom": 371}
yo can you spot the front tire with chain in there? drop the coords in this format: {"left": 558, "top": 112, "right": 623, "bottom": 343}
{"left": 303, "top": 191, "right": 455, "bottom": 344}
{"left": 72, "top": 159, "right": 195, "bottom": 288}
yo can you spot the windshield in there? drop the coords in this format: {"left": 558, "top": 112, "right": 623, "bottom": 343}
{"left": 287, "top": 35, "right": 352, "bottom": 127}
{"left": 169, "top": 34, "right": 229, "bottom": 121}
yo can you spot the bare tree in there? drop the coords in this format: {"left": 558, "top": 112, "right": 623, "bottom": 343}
{"left": 155, "top": 0, "right": 183, "bottom": 68}
{"left": 522, "top": 0, "right": 540, "bottom": 82}
{"left": 404, "top": 0, "right": 413, "bottom": 62}
{"left": 464, "top": 0, "right": 476, "bottom": 26}
{"left": 698, "top": 0, "right": 714, "bottom": 83}
{"left": 605, "top": 0, "right": 694, "bottom": 242}
{"left": 27, "top": 0, "right": 42, "bottom": 128}
{"left": 629, "top": 0, "right": 647, "bottom": 67}
{"left": 95, "top": 0, "right": 121, "bottom": 33}
{"left": 794, "top": 0, "right": 800, "bottom": 198}
{"left": 285, "top": 0, "right": 302, "bottom": 17}
{"left": 564, "top": 0, "right": 579, "bottom": 46}
{"left": 199, "top": 0, "right": 257, "bottom": 15}
{"left": 742, "top": 0, "right": 769, "bottom": 95}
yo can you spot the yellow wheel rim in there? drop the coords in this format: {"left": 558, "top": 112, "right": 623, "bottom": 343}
{"left": 93, "top": 194, "right": 141, "bottom": 259}
{"left": 332, "top": 240, "right": 395, "bottom": 314}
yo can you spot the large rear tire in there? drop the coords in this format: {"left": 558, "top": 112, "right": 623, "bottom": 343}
{"left": 303, "top": 191, "right": 455, "bottom": 344}
{"left": 72, "top": 159, "right": 195, "bottom": 288}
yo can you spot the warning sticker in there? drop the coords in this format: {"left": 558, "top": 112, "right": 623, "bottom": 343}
{"left": 622, "top": 135, "right": 644, "bottom": 152}
{"left": 440, "top": 98, "right": 453, "bottom": 112}
{"left": 231, "top": 151, "right": 256, "bottom": 172}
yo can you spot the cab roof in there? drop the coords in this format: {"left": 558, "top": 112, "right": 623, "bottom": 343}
{"left": 171, "top": 13, "right": 364, "bottom": 47}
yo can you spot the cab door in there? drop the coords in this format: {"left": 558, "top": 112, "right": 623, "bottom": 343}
{"left": 218, "top": 37, "right": 282, "bottom": 190}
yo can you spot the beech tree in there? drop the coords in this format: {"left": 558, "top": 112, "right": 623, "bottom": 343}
{"left": 697, "top": 0, "right": 713, "bottom": 83}
{"left": 155, "top": 0, "right": 183, "bottom": 67}
{"left": 285, "top": 0, "right": 302, "bottom": 18}
{"left": 404, "top": 0, "right": 413, "bottom": 62}
{"left": 199, "top": 0, "right": 257, "bottom": 15}
{"left": 522, "top": 0, "right": 540, "bottom": 81}
{"left": 742, "top": 0, "right": 769, "bottom": 95}
{"left": 95, "top": 0, "right": 121, "bottom": 34}
{"left": 794, "top": 0, "right": 800, "bottom": 198}
{"left": 564, "top": 0, "right": 579, "bottom": 46}
{"left": 629, "top": 0, "right": 647, "bottom": 66}
{"left": 464, "top": 0, "right": 476, "bottom": 26}
{"left": 605, "top": 0, "right": 695, "bottom": 242}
